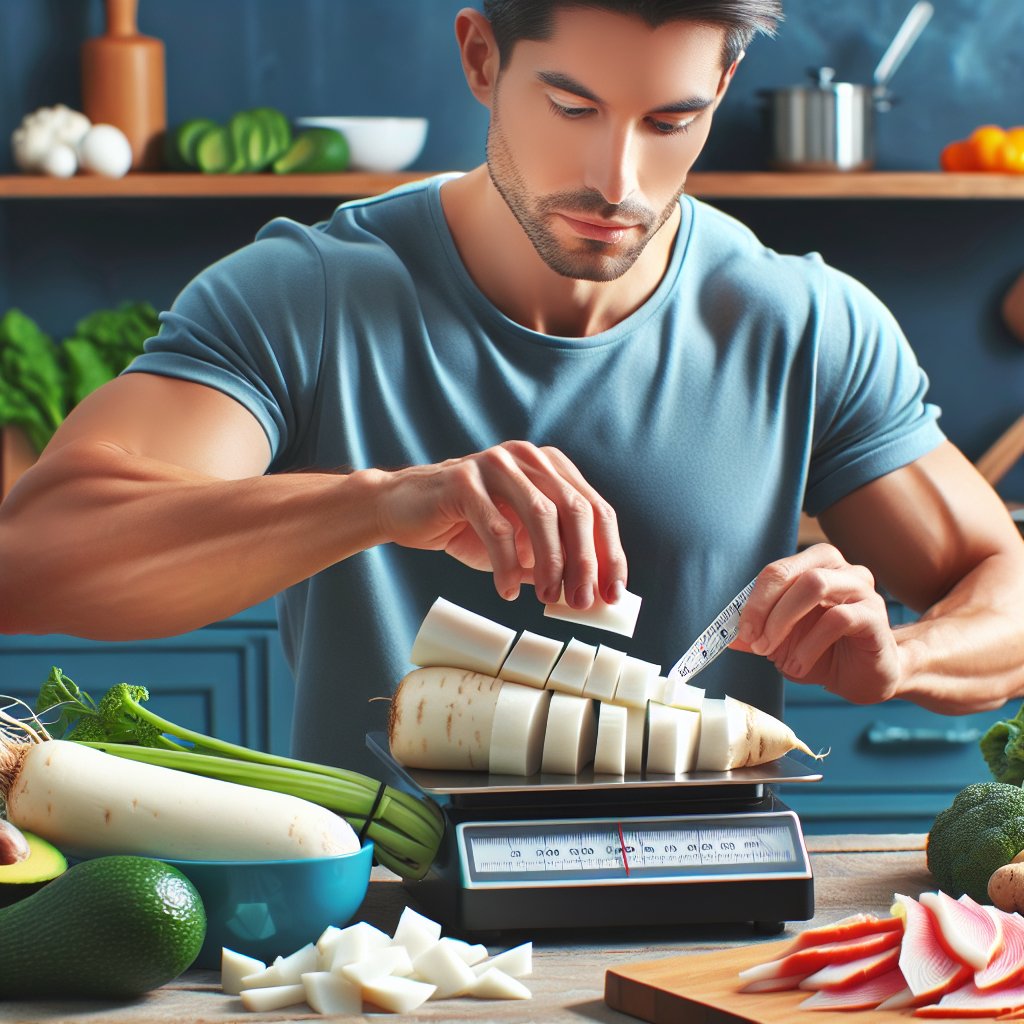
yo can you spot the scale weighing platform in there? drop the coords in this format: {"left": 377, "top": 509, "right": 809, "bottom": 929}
{"left": 367, "top": 732, "right": 822, "bottom": 936}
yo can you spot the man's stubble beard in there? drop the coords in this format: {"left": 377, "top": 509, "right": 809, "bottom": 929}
{"left": 485, "top": 105, "right": 684, "bottom": 283}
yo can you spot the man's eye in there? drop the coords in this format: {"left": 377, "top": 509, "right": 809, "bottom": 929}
{"left": 548, "top": 99, "right": 593, "bottom": 120}
{"left": 649, "top": 118, "right": 693, "bottom": 135}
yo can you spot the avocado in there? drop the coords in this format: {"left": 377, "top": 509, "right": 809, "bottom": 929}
{"left": 0, "top": 829, "right": 68, "bottom": 906}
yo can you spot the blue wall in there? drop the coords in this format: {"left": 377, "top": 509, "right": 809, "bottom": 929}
{"left": 2, "top": 0, "right": 1023, "bottom": 498}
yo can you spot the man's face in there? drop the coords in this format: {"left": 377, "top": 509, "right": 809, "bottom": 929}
{"left": 485, "top": 8, "right": 736, "bottom": 282}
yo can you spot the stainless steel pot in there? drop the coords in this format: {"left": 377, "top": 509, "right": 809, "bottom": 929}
{"left": 762, "top": 1, "right": 933, "bottom": 172}
{"left": 764, "top": 67, "right": 879, "bottom": 172}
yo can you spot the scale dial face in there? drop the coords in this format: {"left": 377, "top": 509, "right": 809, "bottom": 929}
{"left": 458, "top": 809, "right": 810, "bottom": 889}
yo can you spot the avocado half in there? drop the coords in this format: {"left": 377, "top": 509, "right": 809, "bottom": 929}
{"left": 0, "top": 829, "right": 68, "bottom": 906}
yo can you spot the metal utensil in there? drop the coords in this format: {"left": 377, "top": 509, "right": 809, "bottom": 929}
{"left": 665, "top": 578, "right": 757, "bottom": 686}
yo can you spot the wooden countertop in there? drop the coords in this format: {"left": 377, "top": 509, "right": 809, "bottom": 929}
{"left": 2, "top": 834, "right": 931, "bottom": 1024}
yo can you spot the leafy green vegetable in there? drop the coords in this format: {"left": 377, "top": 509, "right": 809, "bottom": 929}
{"left": 927, "top": 781, "right": 1024, "bottom": 901}
{"left": 34, "top": 670, "right": 445, "bottom": 880}
{"left": 980, "top": 701, "right": 1024, "bottom": 785}
{"left": 0, "top": 302, "right": 159, "bottom": 453}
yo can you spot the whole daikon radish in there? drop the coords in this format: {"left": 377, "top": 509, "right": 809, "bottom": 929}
{"left": 0, "top": 718, "right": 358, "bottom": 861}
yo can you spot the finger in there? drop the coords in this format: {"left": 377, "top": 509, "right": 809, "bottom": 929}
{"left": 476, "top": 446, "right": 566, "bottom": 603}
{"left": 738, "top": 544, "right": 858, "bottom": 649}
{"left": 755, "top": 565, "right": 877, "bottom": 659}
{"left": 777, "top": 595, "right": 889, "bottom": 683}
{"left": 537, "top": 446, "right": 628, "bottom": 605}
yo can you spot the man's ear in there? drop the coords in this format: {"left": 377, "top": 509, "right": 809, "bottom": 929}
{"left": 454, "top": 7, "right": 502, "bottom": 108}
{"left": 714, "top": 51, "right": 744, "bottom": 107}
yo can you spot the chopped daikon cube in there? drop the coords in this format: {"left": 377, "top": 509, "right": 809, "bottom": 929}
{"left": 413, "top": 939, "right": 477, "bottom": 998}
{"left": 301, "top": 971, "right": 361, "bottom": 1015}
{"left": 340, "top": 945, "right": 414, "bottom": 985}
{"left": 221, "top": 948, "right": 266, "bottom": 996}
{"left": 470, "top": 967, "right": 533, "bottom": 1000}
{"left": 239, "top": 983, "right": 307, "bottom": 1012}
{"left": 392, "top": 906, "right": 443, "bottom": 960}
{"left": 362, "top": 975, "right": 436, "bottom": 1013}
{"left": 473, "top": 941, "right": 532, "bottom": 978}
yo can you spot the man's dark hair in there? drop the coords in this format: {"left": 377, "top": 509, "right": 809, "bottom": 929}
{"left": 481, "top": 1, "right": 783, "bottom": 68}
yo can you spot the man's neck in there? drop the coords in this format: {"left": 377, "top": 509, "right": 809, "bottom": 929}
{"left": 440, "top": 167, "right": 680, "bottom": 338}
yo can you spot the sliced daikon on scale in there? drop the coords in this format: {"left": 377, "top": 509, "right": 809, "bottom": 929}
{"left": 662, "top": 678, "right": 705, "bottom": 711}
{"left": 646, "top": 702, "right": 701, "bottom": 774}
{"left": 301, "top": 971, "right": 361, "bottom": 1015}
{"left": 583, "top": 644, "right": 626, "bottom": 701}
{"left": 593, "top": 702, "right": 628, "bottom": 775}
{"left": 543, "top": 587, "right": 642, "bottom": 637}
{"left": 498, "top": 630, "right": 563, "bottom": 688}
{"left": 362, "top": 975, "right": 436, "bottom": 1013}
{"left": 613, "top": 656, "right": 660, "bottom": 708}
{"left": 413, "top": 939, "right": 478, "bottom": 998}
{"left": 546, "top": 638, "right": 597, "bottom": 696}
{"left": 541, "top": 692, "right": 597, "bottom": 774}
{"left": 221, "top": 948, "right": 266, "bottom": 995}
{"left": 489, "top": 682, "right": 553, "bottom": 775}
{"left": 625, "top": 705, "right": 647, "bottom": 773}
{"left": 392, "top": 906, "right": 443, "bottom": 960}
{"left": 410, "top": 596, "right": 516, "bottom": 675}
{"left": 340, "top": 946, "right": 414, "bottom": 985}
{"left": 470, "top": 968, "right": 533, "bottom": 1000}
{"left": 472, "top": 941, "right": 533, "bottom": 978}
{"left": 240, "top": 983, "right": 307, "bottom": 1012}
{"left": 389, "top": 667, "right": 504, "bottom": 771}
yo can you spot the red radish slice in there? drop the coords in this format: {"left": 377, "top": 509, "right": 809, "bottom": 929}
{"left": 738, "top": 930, "right": 901, "bottom": 983}
{"left": 777, "top": 913, "right": 903, "bottom": 956}
{"left": 919, "top": 890, "right": 1002, "bottom": 970}
{"left": 740, "top": 974, "right": 809, "bottom": 993}
{"left": 914, "top": 977, "right": 1024, "bottom": 1018}
{"left": 877, "top": 985, "right": 924, "bottom": 1010}
{"left": 799, "top": 967, "right": 909, "bottom": 1010}
{"left": 893, "top": 893, "right": 972, "bottom": 1000}
{"left": 798, "top": 946, "right": 900, "bottom": 990}
{"left": 976, "top": 906, "right": 1024, "bottom": 990}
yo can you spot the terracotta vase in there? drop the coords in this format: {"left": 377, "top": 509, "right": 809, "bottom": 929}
{"left": 81, "top": 0, "right": 167, "bottom": 170}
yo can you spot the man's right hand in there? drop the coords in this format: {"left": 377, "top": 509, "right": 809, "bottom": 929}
{"left": 373, "top": 440, "right": 628, "bottom": 609}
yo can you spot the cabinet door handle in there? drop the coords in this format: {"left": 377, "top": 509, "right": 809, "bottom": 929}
{"left": 865, "top": 723, "right": 982, "bottom": 747}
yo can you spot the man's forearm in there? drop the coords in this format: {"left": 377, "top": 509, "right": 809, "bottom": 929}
{"left": 0, "top": 440, "right": 386, "bottom": 640}
{"left": 895, "top": 549, "right": 1024, "bottom": 714}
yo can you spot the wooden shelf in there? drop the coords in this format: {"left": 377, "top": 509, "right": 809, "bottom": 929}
{"left": 2, "top": 170, "right": 1024, "bottom": 200}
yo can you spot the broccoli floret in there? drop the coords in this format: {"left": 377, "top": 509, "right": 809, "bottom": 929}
{"left": 980, "top": 703, "right": 1024, "bottom": 785}
{"left": 95, "top": 683, "right": 164, "bottom": 746}
{"left": 927, "top": 782, "right": 1024, "bottom": 902}
{"left": 33, "top": 666, "right": 97, "bottom": 738}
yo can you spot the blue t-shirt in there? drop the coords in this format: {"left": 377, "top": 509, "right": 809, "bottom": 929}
{"left": 128, "top": 175, "right": 944, "bottom": 774}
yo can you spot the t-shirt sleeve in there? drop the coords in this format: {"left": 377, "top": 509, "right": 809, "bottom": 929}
{"left": 804, "top": 263, "right": 945, "bottom": 517}
{"left": 123, "top": 218, "right": 327, "bottom": 465}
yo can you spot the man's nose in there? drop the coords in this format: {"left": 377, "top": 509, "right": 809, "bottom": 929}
{"left": 583, "top": 124, "right": 639, "bottom": 207}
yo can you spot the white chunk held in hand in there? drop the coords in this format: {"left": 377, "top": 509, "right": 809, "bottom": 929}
{"left": 543, "top": 587, "right": 642, "bottom": 637}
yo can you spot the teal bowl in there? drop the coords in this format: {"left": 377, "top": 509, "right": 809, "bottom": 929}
{"left": 161, "top": 842, "right": 373, "bottom": 969}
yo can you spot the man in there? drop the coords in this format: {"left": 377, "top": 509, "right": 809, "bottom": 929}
{"left": 1, "top": 1, "right": 1022, "bottom": 775}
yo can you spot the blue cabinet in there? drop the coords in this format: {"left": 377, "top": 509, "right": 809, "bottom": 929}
{"left": 0, "top": 600, "right": 295, "bottom": 755}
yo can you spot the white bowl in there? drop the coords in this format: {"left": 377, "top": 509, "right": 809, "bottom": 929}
{"left": 294, "top": 116, "right": 428, "bottom": 172}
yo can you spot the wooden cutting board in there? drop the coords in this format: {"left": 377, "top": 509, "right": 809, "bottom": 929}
{"left": 604, "top": 938, "right": 914, "bottom": 1024}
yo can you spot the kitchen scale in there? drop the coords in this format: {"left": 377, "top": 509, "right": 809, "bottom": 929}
{"left": 367, "top": 731, "right": 822, "bottom": 937}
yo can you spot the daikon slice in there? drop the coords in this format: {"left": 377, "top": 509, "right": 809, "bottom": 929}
{"left": 662, "top": 679, "right": 705, "bottom": 711}
{"left": 919, "top": 889, "right": 1001, "bottom": 970}
{"left": 541, "top": 693, "right": 597, "bottom": 775}
{"left": 625, "top": 706, "right": 647, "bottom": 774}
{"left": 498, "top": 630, "right": 563, "bottom": 688}
{"left": 583, "top": 645, "right": 626, "bottom": 702}
{"left": 543, "top": 587, "right": 642, "bottom": 637}
{"left": 410, "top": 597, "right": 515, "bottom": 676}
{"left": 613, "top": 656, "right": 659, "bottom": 709}
{"left": 362, "top": 975, "right": 436, "bottom": 1013}
{"left": 412, "top": 940, "right": 477, "bottom": 998}
{"left": 546, "top": 638, "right": 597, "bottom": 696}
{"left": 489, "top": 683, "right": 552, "bottom": 775}
{"left": 393, "top": 906, "right": 442, "bottom": 959}
{"left": 470, "top": 967, "right": 532, "bottom": 999}
{"left": 222, "top": 948, "right": 266, "bottom": 995}
{"left": 301, "top": 971, "right": 361, "bottom": 1014}
{"left": 593, "top": 703, "right": 628, "bottom": 775}
{"left": 389, "top": 668, "right": 503, "bottom": 771}
{"left": 240, "top": 983, "right": 307, "bottom": 1011}
{"left": 646, "top": 703, "right": 701, "bottom": 775}
{"left": 975, "top": 905, "right": 1024, "bottom": 990}
{"left": 340, "top": 946, "right": 414, "bottom": 984}
{"left": 472, "top": 941, "right": 532, "bottom": 978}
{"left": 892, "top": 892, "right": 972, "bottom": 1000}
